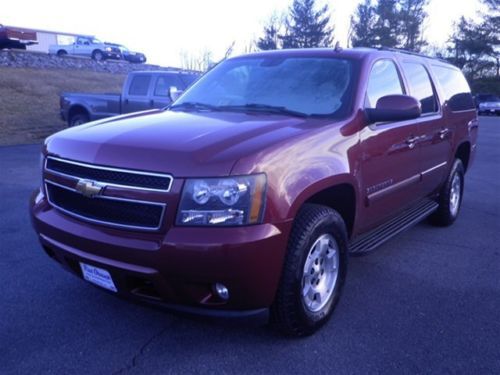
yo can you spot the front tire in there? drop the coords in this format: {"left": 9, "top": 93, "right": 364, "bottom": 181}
{"left": 92, "top": 50, "right": 104, "bottom": 61}
{"left": 272, "top": 204, "right": 348, "bottom": 337}
{"left": 430, "top": 159, "right": 464, "bottom": 226}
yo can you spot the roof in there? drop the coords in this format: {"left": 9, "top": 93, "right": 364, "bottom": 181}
{"left": 233, "top": 47, "right": 453, "bottom": 66}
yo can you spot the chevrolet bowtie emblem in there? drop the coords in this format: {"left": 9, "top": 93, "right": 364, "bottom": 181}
{"left": 75, "top": 179, "right": 106, "bottom": 198}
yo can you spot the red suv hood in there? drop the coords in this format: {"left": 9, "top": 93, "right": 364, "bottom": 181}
{"left": 45, "top": 110, "right": 321, "bottom": 177}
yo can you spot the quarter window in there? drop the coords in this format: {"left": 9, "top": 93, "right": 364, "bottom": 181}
{"left": 401, "top": 62, "right": 438, "bottom": 114}
{"left": 128, "top": 75, "right": 151, "bottom": 96}
{"left": 365, "top": 60, "right": 404, "bottom": 108}
{"left": 432, "top": 65, "right": 474, "bottom": 111}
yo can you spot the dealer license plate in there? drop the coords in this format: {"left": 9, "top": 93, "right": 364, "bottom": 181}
{"left": 80, "top": 263, "right": 117, "bottom": 292}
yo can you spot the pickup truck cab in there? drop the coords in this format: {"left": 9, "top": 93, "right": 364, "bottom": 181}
{"left": 31, "top": 48, "right": 478, "bottom": 336}
{"left": 60, "top": 70, "right": 201, "bottom": 126}
{"left": 49, "top": 36, "right": 121, "bottom": 61}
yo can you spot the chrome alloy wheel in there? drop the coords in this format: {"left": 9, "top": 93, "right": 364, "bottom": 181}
{"left": 449, "top": 173, "right": 461, "bottom": 217}
{"left": 302, "top": 233, "right": 339, "bottom": 312}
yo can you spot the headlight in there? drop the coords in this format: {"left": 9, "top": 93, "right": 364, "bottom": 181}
{"left": 177, "top": 174, "right": 266, "bottom": 226}
{"left": 105, "top": 47, "right": 112, "bottom": 52}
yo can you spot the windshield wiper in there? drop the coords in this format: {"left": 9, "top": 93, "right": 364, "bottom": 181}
{"left": 169, "top": 102, "right": 221, "bottom": 112}
{"left": 219, "top": 103, "right": 309, "bottom": 118}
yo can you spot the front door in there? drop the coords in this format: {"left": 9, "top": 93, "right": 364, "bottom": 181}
{"left": 358, "top": 59, "right": 423, "bottom": 232}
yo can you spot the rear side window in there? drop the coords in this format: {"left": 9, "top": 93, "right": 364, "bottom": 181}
{"left": 128, "top": 75, "right": 151, "bottom": 96}
{"left": 179, "top": 74, "right": 200, "bottom": 87}
{"left": 154, "top": 75, "right": 184, "bottom": 96}
{"left": 432, "top": 65, "right": 474, "bottom": 111}
{"left": 401, "top": 62, "right": 438, "bottom": 114}
{"left": 365, "top": 60, "right": 404, "bottom": 108}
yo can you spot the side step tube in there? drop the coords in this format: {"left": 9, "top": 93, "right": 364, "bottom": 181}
{"left": 349, "top": 199, "right": 439, "bottom": 255}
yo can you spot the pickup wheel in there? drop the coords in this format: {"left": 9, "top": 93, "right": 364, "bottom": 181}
{"left": 69, "top": 112, "right": 89, "bottom": 127}
{"left": 57, "top": 50, "right": 67, "bottom": 57}
{"left": 92, "top": 50, "right": 104, "bottom": 61}
{"left": 430, "top": 159, "right": 464, "bottom": 226}
{"left": 272, "top": 204, "right": 348, "bottom": 337}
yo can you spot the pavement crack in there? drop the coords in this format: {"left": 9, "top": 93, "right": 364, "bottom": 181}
{"left": 112, "top": 324, "right": 171, "bottom": 374}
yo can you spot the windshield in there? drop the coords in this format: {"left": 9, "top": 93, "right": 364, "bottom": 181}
{"left": 173, "top": 56, "right": 357, "bottom": 117}
{"left": 91, "top": 38, "right": 102, "bottom": 44}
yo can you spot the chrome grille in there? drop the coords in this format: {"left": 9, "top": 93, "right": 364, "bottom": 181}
{"left": 44, "top": 157, "right": 170, "bottom": 231}
{"left": 45, "top": 157, "right": 172, "bottom": 191}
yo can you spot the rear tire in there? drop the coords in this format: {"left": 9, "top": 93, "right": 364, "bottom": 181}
{"left": 57, "top": 50, "right": 67, "bottom": 57}
{"left": 271, "top": 204, "right": 348, "bottom": 337}
{"left": 69, "top": 112, "right": 89, "bottom": 127}
{"left": 430, "top": 159, "right": 464, "bottom": 226}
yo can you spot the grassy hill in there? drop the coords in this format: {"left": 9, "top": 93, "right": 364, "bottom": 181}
{"left": 0, "top": 67, "right": 125, "bottom": 145}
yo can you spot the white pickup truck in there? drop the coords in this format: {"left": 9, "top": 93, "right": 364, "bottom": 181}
{"left": 48, "top": 36, "right": 122, "bottom": 61}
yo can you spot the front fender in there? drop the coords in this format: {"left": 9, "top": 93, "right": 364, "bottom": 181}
{"left": 231, "top": 122, "right": 361, "bottom": 222}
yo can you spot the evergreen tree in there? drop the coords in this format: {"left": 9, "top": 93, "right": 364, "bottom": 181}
{"left": 350, "top": 0, "right": 377, "bottom": 47}
{"left": 371, "top": 0, "right": 400, "bottom": 48}
{"left": 448, "top": 16, "right": 496, "bottom": 79}
{"left": 280, "top": 0, "right": 334, "bottom": 49}
{"left": 349, "top": 0, "right": 428, "bottom": 52}
{"left": 257, "top": 14, "right": 286, "bottom": 50}
{"left": 398, "top": 0, "right": 428, "bottom": 52}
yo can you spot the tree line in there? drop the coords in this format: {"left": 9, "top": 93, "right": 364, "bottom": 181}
{"left": 254, "top": 0, "right": 499, "bottom": 93}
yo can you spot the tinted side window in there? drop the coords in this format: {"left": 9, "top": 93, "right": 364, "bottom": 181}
{"left": 401, "top": 62, "right": 437, "bottom": 114}
{"left": 365, "top": 60, "right": 404, "bottom": 108}
{"left": 154, "top": 75, "right": 183, "bottom": 97}
{"left": 128, "top": 75, "right": 151, "bottom": 96}
{"left": 432, "top": 65, "right": 474, "bottom": 111}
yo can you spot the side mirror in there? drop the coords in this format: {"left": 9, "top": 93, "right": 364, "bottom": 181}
{"left": 365, "top": 95, "right": 421, "bottom": 124}
{"left": 169, "top": 86, "right": 183, "bottom": 102}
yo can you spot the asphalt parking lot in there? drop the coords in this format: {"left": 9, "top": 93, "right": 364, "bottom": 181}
{"left": 1, "top": 117, "right": 499, "bottom": 374}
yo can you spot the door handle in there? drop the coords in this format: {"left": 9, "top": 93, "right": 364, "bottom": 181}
{"left": 439, "top": 128, "right": 450, "bottom": 139}
{"left": 406, "top": 136, "right": 418, "bottom": 149}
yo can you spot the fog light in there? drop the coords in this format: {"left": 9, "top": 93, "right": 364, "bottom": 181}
{"left": 214, "top": 283, "right": 229, "bottom": 300}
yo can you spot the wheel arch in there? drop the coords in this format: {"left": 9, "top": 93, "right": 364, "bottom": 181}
{"left": 68, "top": 104, "right": 90, "bottom": 124}
{"left": 288, "top": 176, "right": 359, "bottom": 238}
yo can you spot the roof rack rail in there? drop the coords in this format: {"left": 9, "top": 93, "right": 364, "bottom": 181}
{"left": 377, "top": 47, "right": 449, "bottom": 63}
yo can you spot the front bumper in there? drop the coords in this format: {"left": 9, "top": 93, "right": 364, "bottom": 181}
{"left": 104, "top": 51, "right": 122, "bottom": 60}
{"left": 478, "top": 108, "right": 500, "bottom": 115}
{"left": 30, "top": 190, "right": 291, "bottom": 318}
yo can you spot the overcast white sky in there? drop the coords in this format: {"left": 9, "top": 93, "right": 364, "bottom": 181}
{"left": 1, "top": 0, "right": 484, "bottom": 67}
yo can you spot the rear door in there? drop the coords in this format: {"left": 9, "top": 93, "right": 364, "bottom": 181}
{"left": 150, "top": 73, "right": 185, "bottom": 108}
{"left": 122, "top": 74, "right": 153, "bottom": 113}
{"left": 358, "top": 59, "right": 423, "bottom": 231}
{"left": 400, "top": 60, "right": 449, "bottom": 196}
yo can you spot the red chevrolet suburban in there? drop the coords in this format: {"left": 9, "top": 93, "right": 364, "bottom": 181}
{"left": 30, "top": 48, "right": 478, "bottom": 336}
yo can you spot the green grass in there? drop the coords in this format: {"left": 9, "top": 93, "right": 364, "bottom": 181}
{"left": 0, "top": 67, "right": 126, "bottom": 145}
